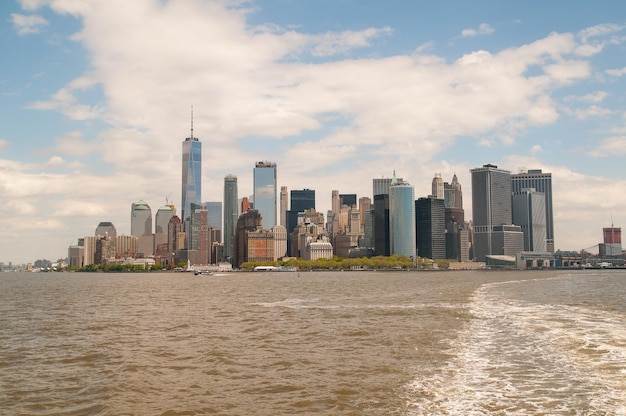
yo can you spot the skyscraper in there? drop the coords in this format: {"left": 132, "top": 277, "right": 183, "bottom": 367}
{"left": 223, "top": 174, "right": 238, "bottom": 263}
{"left": 431, "top": 174, "right": 444, "bottom": 199}
{"left": 512, "top": 189, "right": 547, "bottom": 252}
{"left": 603, "top": 226, "right": 622, "bottom": 256}
{"left": 444, "top": 173, "right": 463, "bottom": 209}
{"left": 280, "top": 186, "right": 288, "bottom": 227}
{"left": 181, "top": 110, "right": 201, "bottom": 233}
{"left": 131, "top": 200, "right": 152, "bottom": 237}
{"left": 416, "top": 197, "right": 446, "bottom": 260}
{"left": 253, "top": 161, "right": 277, "bottom": 229}
{"left": 205, "top": 201, "right": 222, "bottom": 237}
{"left": 286, "top": 189, "right": 315, "bottom": 234}
{"left": 389, "top": 173, "right": 416, "bottom": 258}
{"left": 471, "top": 164, "right": 523, "bottom": 261}
{"left": 155, "top": 204, "right": 175, "bottom": 235}
{"left": 511, "top": 169, "right": 554, "bottom": 252}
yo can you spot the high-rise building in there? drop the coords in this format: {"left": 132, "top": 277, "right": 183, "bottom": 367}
{"left": 95, "top": 221, "right": 117, "bottom": 240}
{"left": 287, "top": 189, "right": 316, "bottom": 235}
{"left": 603, "top": 226, "right": 622, "bottom": 256}
{"left": 444, "top": 173, "right": 463, "bottom": 209}
{"left": 234, "top": 209, "right": 263, "bottom": 268}
{"left": 205, "top": 202, "right": 222, "bottom": 236}
{"left": 189, "top": 203, "right": 209, "bottom": 265}
{"left": 223, "top": 174, "right": 238, "bottom": 263}
{"left": 389, "top": 173, "right": 416, "bottom": 258}
{"left": 253, "top": 161, "right": 277, "bottom": 229}
{"left": 131, "top": 200, "right": 152, "bottom": 236}
{"left": 416, "top": 196, "right": 446, "bottom": 260}
{"left": 431, "top": 174, "right": 444, "bottom": 199}
{"left": 280, "top": 186, "right": 288, "bottom": 228}
{"left": 340, "top": 194, "right": 357, "bottom": 208}
{"left": 511, "top": 169, "right": 554, "bottom": 252}
{"left": 471, "top": 164, "right": 523, "bottom": 261}
{"left": 155, "top": 205, "right": 175, "bottom": 235}
{"left": 168, "top": 215, "right": 182, "bottom": 263}
{"left": 181, "top": 111, "right": 201, "bottom": 234}
{"left": 512, "top": 188, "right": 547, "bottom": 252}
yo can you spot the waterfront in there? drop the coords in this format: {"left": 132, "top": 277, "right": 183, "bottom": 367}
{"left": 1, "top": 270, "right": 625, "bottom": 415}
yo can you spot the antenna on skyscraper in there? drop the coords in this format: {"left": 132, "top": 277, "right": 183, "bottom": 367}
{"left": 190, "top": 105, "right": 194, "bottom": 140}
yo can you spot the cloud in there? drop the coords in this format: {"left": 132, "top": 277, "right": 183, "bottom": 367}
{"left": 28, "top": 76, "right": 103, "bottom": 120}
{"left": 564, "top": 91, "right": 608, "bottom": 103}
{"left": 11, "top": 13, "right": 48, "bottom": 35}
{"left": 461, "top": 23, "right": 494, "bottom": 37}
{"left": 570, "top": 105, "right": 613, "bottom": 120}
{"left": 590, "top": 136, "right": 626, "bottom": 157}
{"left": 310, "top": 27, "right": 393, "bottom": 57}
{"left": 0, "top": 140, "right": 8, "bottom": 151}
{"left": 575, "top": 23, "right": 626, "bottom": 56}
{"left": 606, "top": 67, "right": 626, "bottom": 77}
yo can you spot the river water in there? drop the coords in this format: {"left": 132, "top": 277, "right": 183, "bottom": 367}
{"left": 1, "top": 270, "right": 624, "bottom": 415}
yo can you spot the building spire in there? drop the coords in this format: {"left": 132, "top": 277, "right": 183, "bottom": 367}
{"left": 190, "top": 105, "right": 194, "bottom": 140}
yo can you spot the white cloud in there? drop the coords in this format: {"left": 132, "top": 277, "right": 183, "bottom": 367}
{"left": 461, "top": 23, "right": 494, "bottom": 37}
{"left": 606, "top": 67, "right": 626, "bottom": 77}
{"left": 0, "top": 139, "right": 8, "bottom": 150}
{"left": 590, "top": 136, "right": 626, "bottom": 157}
{"left": 11, "top": 13, "right": 48, "bottom": 35}
{"left": 571, "top": 105, "right": 613, "bottom": 120}
{"left": 575, "top": 23, "right": 625, "bottom": 57}
{"left": 311, "top": 27, "right": 393, "bottom": 56}
{"left": 564, "top": 91, "right": 608, "bottom": 103}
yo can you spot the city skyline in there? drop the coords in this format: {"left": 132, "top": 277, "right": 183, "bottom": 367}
{"left": 1, "top": 1, "right": 626, "bottom": 263}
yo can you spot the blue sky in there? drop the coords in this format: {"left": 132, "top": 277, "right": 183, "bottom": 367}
{"left": 1, "top": 0, "right": 626, "bottom": 264}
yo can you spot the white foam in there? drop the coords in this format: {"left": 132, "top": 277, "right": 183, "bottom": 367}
{"left": 405, "top": 275, "right": 626, "bottom": 415}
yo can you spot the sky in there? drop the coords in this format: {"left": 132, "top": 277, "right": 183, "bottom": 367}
{"left": 1, "top": 0, "right": 626, "bottom": 264}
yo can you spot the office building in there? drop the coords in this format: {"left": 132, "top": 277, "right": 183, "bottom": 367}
{"left": 205, "top": 201, "right": 222, "bottom": 237}
{"left": 431, "top": 174, "right": 444, "bottom": 199}
{"left": 286, "top": 189, "right": 316, "bottom": 234}
{"left": 512, "top": 188, "right": 547, "bottom": 252}
{"left": 223, "top": 174, "right": 238, "bottom": 263}
{"left": 131, "top": 200, "right": 154, "bottom": 257}
{"left": 131, "top": 200, "right": 152, "bottom": 236}
{"left": 603, "top": 227, "right": 622, "bottom": 256}
{"left": 253, "top": 161, "right": 277, "bottom": 229}
{"left": 155, "top": 204, "right": 175, "bottom": 234}
{"left": 471, "top": 164, "right": 523, "bottom": 261}
{"left": 444, "top": 173, "right": 463, "bottom": 209}
{"left": 511, "top": 169, "right": 554, "bottom": 252}
{"left": 340, "top": 193, "right": 357, "bottom": 208}
{"left": 280, "top": 186, "right": 288, "bottom": 227}
{"left": 416, "top": 196, "right": 446, "bottom": 260}
{"left": 181, "top": 111, "right": 201, "bottom": 234}
{"left": 389, "top": 174, "right": 416, "bottom": 258}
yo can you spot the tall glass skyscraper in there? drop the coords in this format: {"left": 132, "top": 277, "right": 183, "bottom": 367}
{"left": 253, "top": 161, "right": 277, "bottom": 229}
{"left": 511, "top": 169, "right": 554, "bottom": 252}
{"left": 223, "top": 174, "right": 238, "bottom": 262}
{"left": 181, "top": 112, "right": 201, "bottom": 233}
{"left": 389, "top": 172, "right": 416, "bottom": 259}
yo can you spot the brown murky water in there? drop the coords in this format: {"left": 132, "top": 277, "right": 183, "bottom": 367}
{"left": 1, "top": 270, "right": 625, "bottom": 415}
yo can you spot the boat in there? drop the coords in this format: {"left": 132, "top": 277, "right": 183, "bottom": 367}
{"left": 194, "top": 269, "right": 212, "bottom": 276}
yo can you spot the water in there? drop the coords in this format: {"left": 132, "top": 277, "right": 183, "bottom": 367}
{"left": 0, "top": 270, "right": 624, "bottom": 415}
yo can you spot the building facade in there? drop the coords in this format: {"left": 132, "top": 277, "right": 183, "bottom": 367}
{"left": 181, "top": 119, "right": 201, "bottom": 234}
{"left": 471, "top": 164, "right": 520, "bottom": 261}
{"left": 511, "top": 169, "right": 554, "bottom": 252}
{"left": 253, "top": 161, "right": 277, "bottom": 229}
{"left": 389, "top": 175, "right": 416, "bottom": 258}
{"left": 223, "top": 174, "right": 238, "bottom": 263}
{"left": 512, "top": 188, "right": 547, "bottom": 252}
{"left": 416, "top": 196, "right": 446, "bottom": 260}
